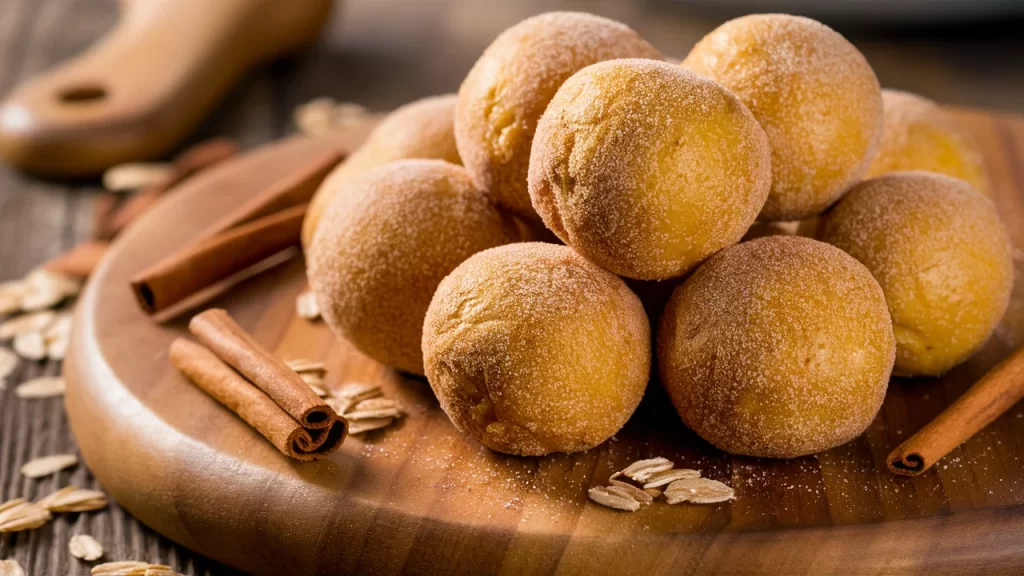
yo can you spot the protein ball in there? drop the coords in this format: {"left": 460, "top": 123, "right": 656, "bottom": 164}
{"left": 422, "top": 243, "right": 650, "bottom": 456}
{"left": 683, "top": 14, "right": 883, "bottom": 221}
{"left": 529, "top": 59, "right": 771, "bottom": 280}
{"left": 866, "top": 89, "right": 990, "bottom": 194}
{"left": 658, "top": 236, "right": 895, "bottom": 458}
{"left": 818, "top": 172, "right": 1013, "bottom": 376}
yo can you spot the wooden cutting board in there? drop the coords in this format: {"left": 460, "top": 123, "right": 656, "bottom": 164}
{"left": 64, "top": 107, "right": 1024, "bottom": 576}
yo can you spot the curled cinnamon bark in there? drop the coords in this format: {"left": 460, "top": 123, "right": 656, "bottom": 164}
{"left": 888, "top": 346, "right": 1024, "bottom": 476}
{"left": 188, "top": 308, "right": 333, "bottom": 429}
{"left": 170, "top": 339, "right": 345, "bottom": 461}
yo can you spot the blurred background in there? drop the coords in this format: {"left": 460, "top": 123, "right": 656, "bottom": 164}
{"left": 307, "top": 0, "right": 1024, "bottom": 113}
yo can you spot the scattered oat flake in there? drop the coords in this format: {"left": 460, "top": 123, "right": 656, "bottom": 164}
{"left": 643, "top": 468, "right": 701, "bottom": 489}
{"left": 144, "top": 568, "right": 184, "bottom": 576}
{"left": 21, "top": 454, "right": 78, "bottom": 478}
{"left": 0, "top": 347, "right": 17, "bottom": 379}
{"left": 345, "top": 406, "right": 404, "bottom": 420}
{"left": 347, "top": 417, "right": 394, "bottom": 435}
{"left": 21, "top": 269, "right": 79, "bottom": 311}
{"left": 588, "top": 486, "right": 640, "bottom": 512}
{"left": 325, "top": 396, "right": 355, "bottom": 415}
{"left": 0, "top": 281, "right": 25, "bottom": 315}
{"left": 0, "top": 559, "right": 26, "bottom": 576}
{"left": 286, "top": 359, "right": 325, "bottom": 374}
{"left": 70, "top": 534, "right": 105, "bottom": 561}
{"left": 295, "top": 290, "right": 320, "bottom": 320}
{"left": 606, "top": 480, "right": 653, "bottom": 504}
{"left": 103, "top": 162, "right": 174, "bottom": 193}
{"left": 0, "top": 310, "right": 55, "bottom": 340}
{"left": 91, "top": 562, "right": 151, "bottom": 575}
{"left": 664, "top": 478, "right": 736, "bottom": 505}
{"left": 620, "top": 457, "right": 674, "bottom": 482}
{"left": 144, "top": 567, "right": 184, "bottom": 576}
{"left": 37, "top": 486, "right": 108, "bottom": 512}
{"left": 13, "top": 331, "right": 47, "bottom": 360}
{"left": 0, "top": 500, "right": 51, "bottom": 532}
{"left": 15, "top": 376, "right": 65, "bottom": 398}
{"left": 335, "top": 382, "right": 382, "bottom": 402}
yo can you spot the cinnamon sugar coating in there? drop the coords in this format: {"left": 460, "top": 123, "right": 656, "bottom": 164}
{"left": 302, "top": 94, "right": 461, "bottom": 248}
{"left": 422, "top": 243, "right": 650, "bottom": 456}
{"left": 866, "top": 89, "right": 990, "bottom": 194}
{"left": 529, "top": 59, "right": 771, "bottom": 280}
{"left": 658, "top": 236, "right": 895, "bottom": 458}
{"left": 308, "top": 159, "right": 518, "bottom": 375}
{"left": 683, "top": 14, "right": 883, "bottom": 221}
{"left": 818, "top": 172, "right": 1013, "bottom": 376}
{"left": 456, "top": 12, "right": 661, "bottom": 221}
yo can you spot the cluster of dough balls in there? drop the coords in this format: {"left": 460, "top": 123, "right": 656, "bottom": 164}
{"left": 308, "top": 10, "right": 1014, "bottom": 461}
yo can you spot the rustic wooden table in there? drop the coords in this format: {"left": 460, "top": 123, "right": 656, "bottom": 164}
{"left": 0, "top": 0, "right": 1021, "bottom": 574}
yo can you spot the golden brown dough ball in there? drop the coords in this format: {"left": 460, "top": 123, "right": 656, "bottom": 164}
{"left": 866, "top": 89, "right": 990, "bottom": 194}
{"left": 422, "top": 243, "right": 650, "bottom": 456}
{"left": 308, "top": 159, "right": 518, "bottom": 375}
{"left": 683, "top": 14, "right": 883, "bottom": 221}
{"left": 818, "top": 172, "right": 1013, "bottom": 376}
{"left": 529, "top": 59, "right": 771, "bottom": 280}
{"left": 302, "top": 94, "right": 461, "bottom": 248}
{"left": 456, "top": 12, "right": 661, "bottom": 221}
{"left": 658, "top": 236, "right": 895, "bottom": 458}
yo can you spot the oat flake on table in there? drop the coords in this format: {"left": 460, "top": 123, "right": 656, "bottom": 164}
{"left": 37, "top": 486, "right": 108, "bottom": 513}
{"left": 0, "top": 559, "right": 26, "bottom": 576}
{"left": 20, "top": 454, "right": 79, "bottom": 478}
{"left": 15, "top": 376, "right": 65, "bottom": 398}
{"left": 69, "top": 533, "right": 105, "bottom": 561}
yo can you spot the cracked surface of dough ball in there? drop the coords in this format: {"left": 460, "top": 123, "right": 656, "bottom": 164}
{"left": 455, "top": 11, "right": 661, "bottom": 221}
{"left": 422, "top": 243, "right": 650, "bottom": 456}
{"left": 308, "top": 159, "right": 518, "bottom": 375}
{"left": 866, "top": 89, "right": 990, "bottom": 194}
{"left": 658, "top": 236, "right": 895, "bottom": 458}
{"left": 302, "top": 94, "right": 461, "bottom": 248}
{"left": 683, "top": 14, "right": 883, "bottom": 221}
{"left": 818, "top": 172, "right": 1013, "bottom": 376}
{"left": 529, "top": 59, "right": 771, "bottom": 280}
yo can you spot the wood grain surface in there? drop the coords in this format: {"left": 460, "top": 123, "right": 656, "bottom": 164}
{"left": 1, "top": 1, "right": 1022, "bottom": 575}
{"left": 61, "top": 108, "right": 1024, "bottom": 576}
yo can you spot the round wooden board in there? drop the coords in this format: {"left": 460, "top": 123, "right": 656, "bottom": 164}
{"left": 65, "top": 108, "right": 1024, "bottom": 576}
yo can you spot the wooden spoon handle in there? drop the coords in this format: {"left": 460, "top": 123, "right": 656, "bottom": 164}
{"left": 0, "top": 0, "right": 331, "bottom": 177}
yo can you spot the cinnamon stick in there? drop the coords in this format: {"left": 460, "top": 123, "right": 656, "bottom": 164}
{"left": 130, "top": 203, "right": 306, "bottom": 314}
{"left": 187, "top": 308, "right": 333, "bottom": 429}
{"left": 198, "top": 148, "right": 342, "bottom": 240}
{"left": 42, "top": 240, "right": 109, "bottom": 278}
{"left": 888, "top": 346, "right": 1024, "bottom": 476}
{"left": 170, "top": 339, "right": 345, "bottom": 461}
{"left": 129, "top": 149, "right": 342, "bottom": 316}
{"left": 97, "top": 138, "right": 240, "bottom": 240}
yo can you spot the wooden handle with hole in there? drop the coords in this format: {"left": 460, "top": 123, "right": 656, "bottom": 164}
{"left": 0, "top": 0, "right": 332, "bottom": 177}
